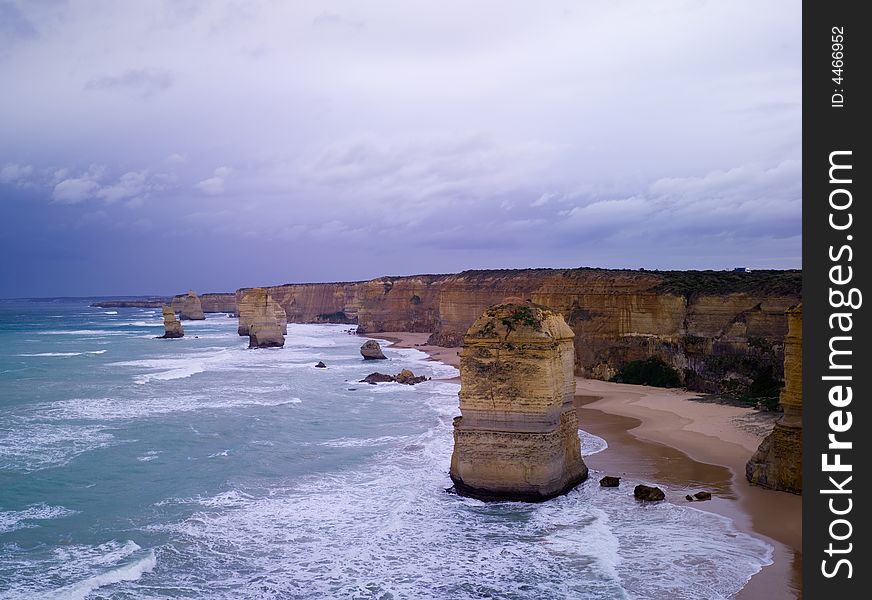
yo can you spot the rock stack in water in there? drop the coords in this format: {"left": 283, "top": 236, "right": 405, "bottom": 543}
{"left": 237, "top": 288, "right": 288, "bottom": 337}
{"left": 178, "top": 290, "right": 206, "bottom": 320}
{"left": 159, "top": 305, "right": 184, "bottom": 338}
{"left": 238, "top": 288, "right": 287, "bottom": 348}
{"left": 746, "top": 303, "right": 802, "bottom": 494}
{"left": 449, "top": 303, "right": 588, "bottom": 501}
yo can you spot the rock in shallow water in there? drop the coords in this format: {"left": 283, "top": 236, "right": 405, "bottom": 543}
{"left": 449, "top": 303, "right": 588, "bottom": 502}
{"left": 159, "top": 305, "right": 184, "bottom": 339}
{"left": 359, "top": 340, "right": 387, "bottom": 360}
{"left": 177, "top": 290, "right": 206, "bottom": 320}
{"left": 360, "top": 370, "right": 427, "bottom": 385}
{"left": 315, "top": 361, "right": 327, "bottom": 368}
{"left": 634, "top": 484, "right": 665, "bottom": 502}
{"left": 600, "top": 476, "right": 621, "bottom": 488}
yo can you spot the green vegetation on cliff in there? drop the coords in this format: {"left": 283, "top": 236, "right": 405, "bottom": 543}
{"left": 611, "top": 357, "right": 682, "bottom": 388}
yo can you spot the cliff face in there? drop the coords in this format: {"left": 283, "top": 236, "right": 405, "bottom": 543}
{"left": 234, "top": 268, "right": 801, "bottom": 393}
{"left": 746, "top": 304, "right": 802, "bottom": 494}
{"left": 449, "top": 304, "right": 588, "bottom": 501}
{"left": 172, "top": 290, "right": 206, "bottom": 320}
{"left": 159, "top": 305, "right": 184, "bottom": 338}
{"left": 198, "top": 293, "right": 238, "bottom": 314}
{"left": 237, "top": 288, "right": 288, "bottom": 339}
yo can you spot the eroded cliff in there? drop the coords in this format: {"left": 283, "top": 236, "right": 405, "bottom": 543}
{"left": 746, "top": 304, "right": 802, "bottom": 494}
{"left": 239, "top": 268, "right": 800, "bottom": 394}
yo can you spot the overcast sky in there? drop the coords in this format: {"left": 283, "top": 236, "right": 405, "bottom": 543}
{"left": 0, "top": 0, "right": 801, "bottom": 297}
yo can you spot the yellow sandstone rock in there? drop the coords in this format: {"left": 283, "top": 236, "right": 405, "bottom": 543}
{"left": 237, "top": 288, "right": 288, "bottom": 338}
{"left": 746, "top": 303, "right": 802, "bottom": 494}
{"left": 159, "top": 305, "right": 184, "bottom": 339}
{"left": 176, "top": 290, "right": 205, "bottom": 320}
{"left": 450, "top": 303, "right": 588, "bottom": 501}
{"left": 237, "top": 288, "right": 287, "bottom": 348}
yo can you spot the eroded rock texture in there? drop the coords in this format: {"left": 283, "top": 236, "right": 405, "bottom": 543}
{"left": 359, "top": 340, "right": 387, "bottom": 360}
{"left": 237, "top": 288, "right": 287, "bottom": 348}
{"left": 237, "top": 288, "right": 288, "bottom": 337}
{"left": 746, "top": 304, "right": 802, "bottom": 494}
{"left": 173, "top": 290, "right": 206, "bottom": 320}
{"left": 449, "top": 304, "right": 588, "bottom": 501}
{"left": 159, "top": 305, "right": 184, "bottom": 338}
{"left": 234, "top": 269, "right": 801, "bottom": 395}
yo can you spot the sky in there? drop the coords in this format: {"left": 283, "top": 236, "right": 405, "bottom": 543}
{"left": 0, "top": 0, "right": 801, "bottom": 297}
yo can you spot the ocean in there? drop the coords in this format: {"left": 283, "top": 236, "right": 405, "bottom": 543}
{"left": 0, "top": 299, "right": 773, "bottom": 599}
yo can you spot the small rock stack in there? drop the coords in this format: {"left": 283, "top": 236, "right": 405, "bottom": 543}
{"left": 159, "top": 305, "right": 184, "bottom": 339}
{"left": 176, "top": 290, "right": 206, "bottom": 320}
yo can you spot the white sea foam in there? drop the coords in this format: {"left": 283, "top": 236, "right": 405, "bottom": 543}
{"left": 48, "top": 543, "right": 156, "bottom": 600}
{"left": 103, "top": 311, "right": 118, "bottom": 315}
{"left": 580, "top": 429, "right": 609, "bottom": 456}
{"left": 17, "top": 350, "right": 107, "bottom": 357}
{"left": 37, "top": 330, "right": 124, "bottom": 336}
{"left": 0, "top": 503, "right": 77, "bottom": 534}
{"left": 0, "top": 422, "right": 116, "bottom": 473}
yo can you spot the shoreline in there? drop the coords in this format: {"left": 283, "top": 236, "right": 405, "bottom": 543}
{"left": 375, "top": 331, "right": 802, "bottom": 599}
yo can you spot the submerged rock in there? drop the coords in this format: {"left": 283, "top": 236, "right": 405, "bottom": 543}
{"left": 315, "top": 361, "right": 327, "bottom": 368}
{"left": 359, "top": 340, "right": 387, "bottom": 360}
{"left": 159, "top": 305, "right": 184, "bottom": 339}
{"left": 634, "top": 484, "right": 665, "bottom": 502}
{"left": 692, "top": 491, "right": 712, "bottom": 501}
{"left": 599, "top": 476, "right": 621, "bottom": 488}
{"left": 450, "top": 303, "right": 588, "bottom": 502}
{"left": 746, "top": 304, "right": 802, "bottom": 494}
{"left": 177, "top": 290, "right": 206, "bottom": 320}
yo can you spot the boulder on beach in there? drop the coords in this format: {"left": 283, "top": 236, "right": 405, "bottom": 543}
{"left": 634, "top": 484, "right": 665, "bottom": 502}
{"left": 159, "top": 305, "right": 184, "bottom": 339}
{"left": 360, "top": 340, "right": 387, "bottom": 360}
{"left": 599, "top": 476, "right": 621, "bottom": 488}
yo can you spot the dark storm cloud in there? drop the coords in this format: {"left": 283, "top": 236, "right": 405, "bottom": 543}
{"left": 0, "top": 1, "right": 801, "bottom": 296}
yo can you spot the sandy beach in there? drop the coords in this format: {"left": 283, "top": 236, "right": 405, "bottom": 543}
{"left": 377, "top": 331, "right": 802, "bottom": 599}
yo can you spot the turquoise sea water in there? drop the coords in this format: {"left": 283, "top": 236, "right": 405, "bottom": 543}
{"left": 0, "top": 299, "right": 773, "bottom": 599}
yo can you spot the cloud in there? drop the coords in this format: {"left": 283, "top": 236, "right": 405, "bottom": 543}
{"left": 194, "top": 166, "right": 232, "bottom": 195}
{"left": 52, "top": 177, "right": 100, "bottom": 203}
{"left": 166, "top": 153, "right": 187, "bottom": 164}
{"left": 51, "top": 167, "right": 159, "bottom": 204}
{"left": 0, "top": 162, "right": 33, "bottom": 184}
{"left": 84, "top": 68, "right": 174, "bottom": 98}
{"left": 95, "top": 171, "right": 149, "bottom": 203}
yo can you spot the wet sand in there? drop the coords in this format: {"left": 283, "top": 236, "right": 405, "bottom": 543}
{"left": 376, "top": 331, "right": 802, "bottom": 599}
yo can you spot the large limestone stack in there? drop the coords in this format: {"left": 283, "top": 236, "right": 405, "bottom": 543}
{"left": 159, "top": 305, "right": 184, "bottom": 339}
{"left": 178, "top": 290, "right": 206, "bottom": 320}
{"left": 746, "top": 303, "right": 802, "bottom": 494}
{"left": 449, "top": 303, "right": 588, "bottom": 501}
{"left": 237, "top": 288, "right": 288, "bottom": 337}
{"left": 238, "top": 288, "right": 286, "bottom": 348}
